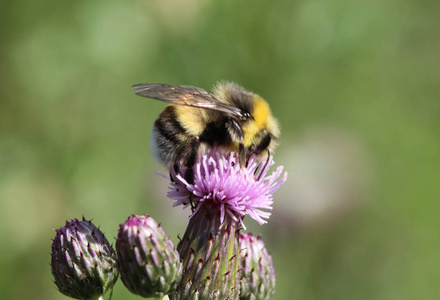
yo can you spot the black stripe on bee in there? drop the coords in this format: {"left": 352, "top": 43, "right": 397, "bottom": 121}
{"left": 154, "top": 106, "right": 186, "bottom": 144}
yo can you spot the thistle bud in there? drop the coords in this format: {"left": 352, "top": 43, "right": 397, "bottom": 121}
{"left": 51, "top": 217, "right": 118, "bottom": 300}
{"left": 239, "top": 233, "right": 275, "bottom": 300}
{"left": 116, "top": 215, "right": 182, "bottom": 298}
{"left": 172, "top": 205, "right": 241, "bottom": 300}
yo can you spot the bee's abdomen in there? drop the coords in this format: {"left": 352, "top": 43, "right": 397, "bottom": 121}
{"left": 156, "top": 106, "right": 186, "bottom": 140}
{"left": 151, "top": 105, "right": 199, "bottom": 167}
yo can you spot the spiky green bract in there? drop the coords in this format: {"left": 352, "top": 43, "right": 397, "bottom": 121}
{"left": 171, "top": 203, "right": 241, "bottom": 300}
{"left": 116, "top": 215, "right": 182, "bottom": 298}
{"left": 239, "top": 233, "right": 275, "bottom": 300}
{"left": 51, "top": 217, "right": 118, "bottom": 300}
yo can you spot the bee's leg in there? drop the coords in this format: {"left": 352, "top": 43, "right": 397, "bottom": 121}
{"left": 169, "top": 164, "right": 179, "bottom": 183}
{"left": 239, "top": 143, "right": 247, "bottom": 167}
{"left": 182, "top": 138, "right": 200, "bottom": 212}
{"left": 226, "top": 118, "right": 246, "bottom": 166}
{"left": 183, "top": 138, "right": 200, "bottom": 184}
{"left": 245, "top": 146, "right": 255, "bottom": 168}
{"left": 256, "top": 150, "right": 271, "bottom": 181}
{"left": 246, "top": 155, "right": 251, "bottom": 167}
{"left": 184, "top": 169, "right": 194, "bottom": 184}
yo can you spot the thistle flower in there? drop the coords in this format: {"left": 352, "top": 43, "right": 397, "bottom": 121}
{"left": 166, "top": 150, "right": 287, "bottom": 299}
{"left": 51, "top": 217, "right": 118, "bottom": 300}
{"left": 239, "top": 233, "right": 276, "bottom": 300}
{"left": 168, "top": 150, "right": 287, "bottom": 228}
{"left": 116, "top": 215, "right": 182, "bottom": 298}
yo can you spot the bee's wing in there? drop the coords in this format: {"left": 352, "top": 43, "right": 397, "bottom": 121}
{"left": 132, "top": 83, "right": 247, "bottom": 118}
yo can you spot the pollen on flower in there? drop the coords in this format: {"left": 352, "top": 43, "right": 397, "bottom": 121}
{"left": 167, "top": 150, "right": 287, "bottom": 227}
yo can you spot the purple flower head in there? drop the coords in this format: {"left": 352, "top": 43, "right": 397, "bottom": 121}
{"left": 167, "top": 149, "right": 287, "bottom": 228}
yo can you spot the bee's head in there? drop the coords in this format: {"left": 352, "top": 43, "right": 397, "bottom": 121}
{"left": 215, "top": 82, "right": 280, "bottom": 157}
{"left": 243, "top": 95, "right": 280, "bottom": 156}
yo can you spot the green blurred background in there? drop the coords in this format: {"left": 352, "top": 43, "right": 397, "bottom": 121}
{"left": 1, "top": 0, "right": 439, "bottom": 299}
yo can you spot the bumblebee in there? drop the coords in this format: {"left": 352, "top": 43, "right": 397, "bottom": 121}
{"left": 132, "top": 82, "right": 280, "bottom": 181}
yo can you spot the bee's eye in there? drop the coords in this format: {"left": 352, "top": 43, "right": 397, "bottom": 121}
{"left": 254, "top": 130, "right": 271, "bottom": 154}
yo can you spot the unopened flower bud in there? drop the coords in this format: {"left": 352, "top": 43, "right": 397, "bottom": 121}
{"left": 172, "top": 205, "right": 241, "bottom": 300}
{"left": 51, "top": 217, "right": 118, "bottom": 300}
{"left": 116, "top": 215, "right": 182, "bottom": 298}
{"left": 239, "top": 233, "right": 275, "bottom": 300}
